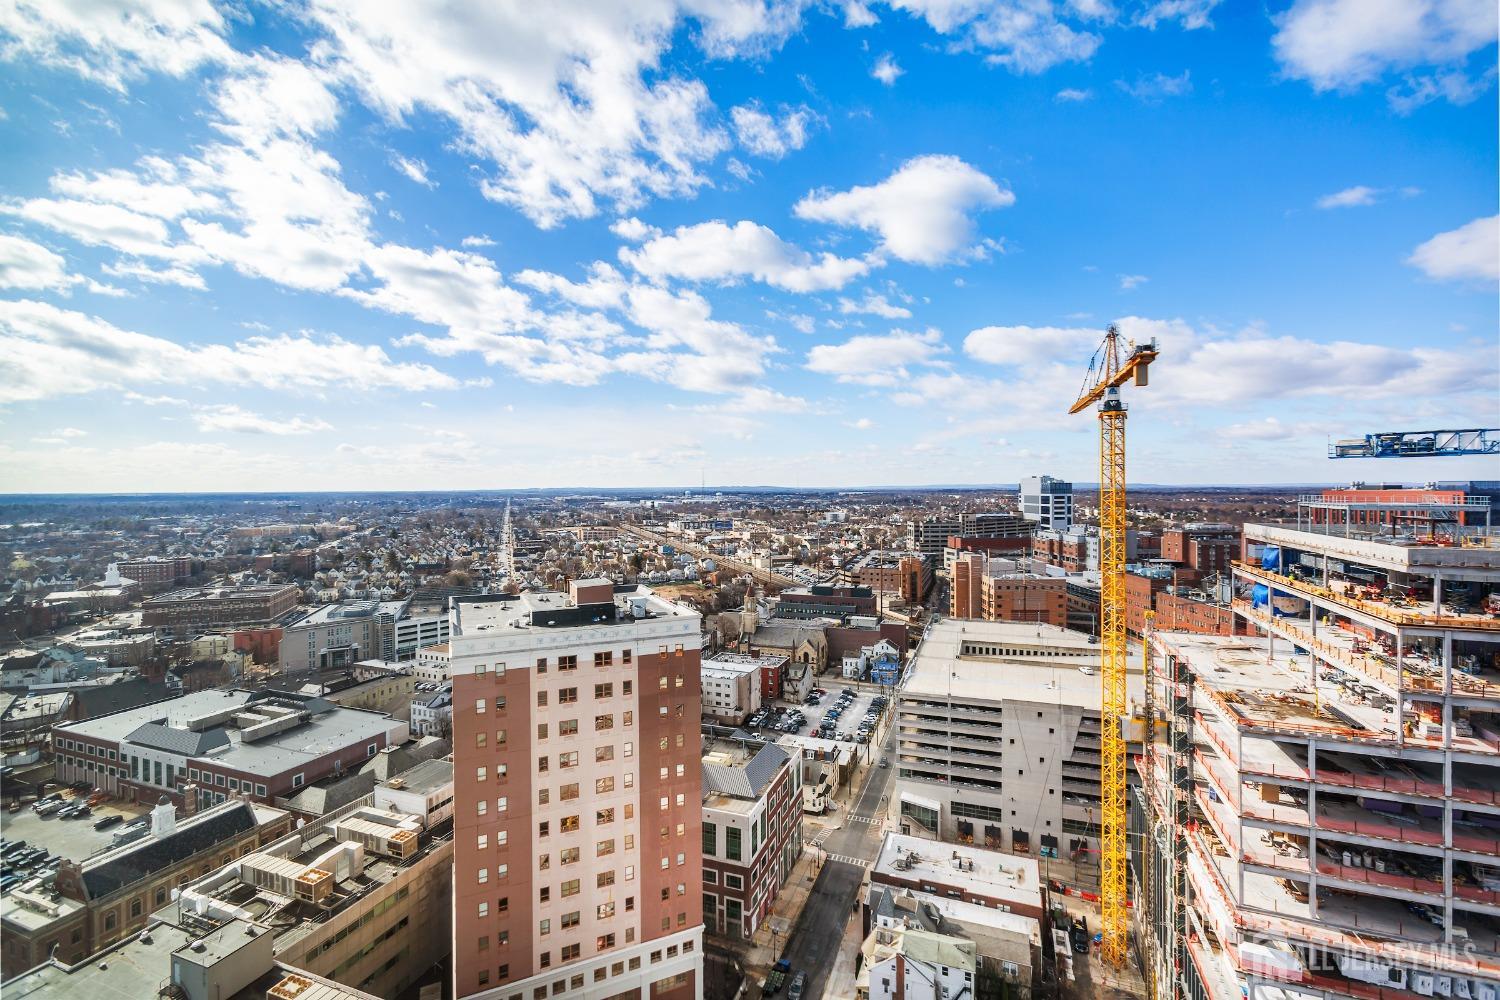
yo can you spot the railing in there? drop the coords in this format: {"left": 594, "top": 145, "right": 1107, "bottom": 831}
{"left": 1313, "top": 859, "right": 1445, "bottom": 898}
{"left": 1234, "top": 562, "right": 1500, "bottom": 632}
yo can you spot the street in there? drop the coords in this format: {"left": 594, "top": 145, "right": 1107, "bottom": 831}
{"left": 776, "top": 737, "right": 896, "bottom": 1000}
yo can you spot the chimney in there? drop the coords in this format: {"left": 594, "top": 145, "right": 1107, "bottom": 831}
{"left": 180, "top": 782, "right": 199, "bottom": 816}
{"left": 151, "top": 795, "right": 177, "bottom": 838}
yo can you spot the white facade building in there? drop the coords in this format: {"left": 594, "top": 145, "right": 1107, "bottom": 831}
{"left": 1019, "top": 476, "right": 1073, "bottom": 532}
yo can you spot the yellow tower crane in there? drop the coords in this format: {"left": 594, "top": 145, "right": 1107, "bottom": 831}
{"left": 1068, "top": 325, "right": 1158, "bottom": 968}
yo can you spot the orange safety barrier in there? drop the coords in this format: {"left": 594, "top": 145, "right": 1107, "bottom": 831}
{"left": 1233, "top": 562, "right": 1500, "bottom": 633}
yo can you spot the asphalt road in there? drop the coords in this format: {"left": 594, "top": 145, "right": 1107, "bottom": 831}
{"left": 778, "top": 742, "right": 896, "bottom": 1000}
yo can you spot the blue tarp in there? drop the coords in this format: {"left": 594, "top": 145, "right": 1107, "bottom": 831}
{"left": 1252, "top": 584, "right": 1270, "bottom": 608}
{"left": 1261, "top": 546, "right": 1282, "bottom": 572}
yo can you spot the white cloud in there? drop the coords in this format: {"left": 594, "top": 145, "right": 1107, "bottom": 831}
{"left": 843, "top": 1, "right": 880, "bottom": 26}
{"left": 54, "top": 427, "right": 87, "bottom": 438}
{"left": 341, "top": 243, "right": 534, "bottom": 333}
{"left": 1119, "top": 273, "right": 1148, "bottom": 289}
{"left": 1406, "top": 214, "right": 1499, "bottom": 284}
{"left": 610, "top": 217, "right": 660, "bottom": 242}
{"left": 885, "top": 0, "right": 1102, "bottom": 73}
{"left": 1, "top": 197, "right": 185, "bottom": 260}
{"left": 1055, "top": 87, "right": 1093, "bottom": 101}
{"left": 193, "top": 404, "right": 333, "bottom": 435}
{"left": 731, "top": 102, "right": 820, "bottom": 158}
{"left": 794, "top": 155, "right": 1013, "bottom": 265}
{"left": 1136, "top": 0, "right": 1222, "bottom": 30}
{"left": 766, "top": 309, "right": 817, "bottom": 333}
{"left": 1221, "top": 417, "right": 1330, "bottom": 441}
{"left": 0, "top": 298, "right": 460, "bottom": 403}
{"left": 461, "top": 235, "right": 497, "bottom": 248}
{"left": 1272, "top": 0, "right": 1497, "bottom": 105}
{"left": 964, "top": 324, "right": 1100, "bottom": 366}
{"left": 1316, "top": 185, "right": 1382, "bottom": 208}
{"left": 102, "top": 259, "right": 206, "bottom": 290}
{"left": 49, "top": 164, "right": 223, "bottom": 219}
{"left": 620, "top": 220, "right": 873, "bottom": 292}
{"left": 1115, "top": 69, "right": 1192, "bottom": 101}
{"left": 0, "top": 0, "right": 235, "bottom": 90}
{"left": 0, "top": 233, "right": 77, "bottom": 291}
{"left": 838, "top": 292, "right": 912, "bottom": 318}
{"left": 806, "top": 327, "right": 946, "bottom": 385}
{"left": 305, "top": 2, "right": 757, "bottom": 228}
{"left": 391, "top": 154, "right": 436, "bottom": 188}
{"left": 845, "top": 417, "right": 873, "bottom": 429}
{"left": 872, "top": 52, "right": 903, "bottom": 85}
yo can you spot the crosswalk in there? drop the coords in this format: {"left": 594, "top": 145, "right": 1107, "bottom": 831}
{"left": 824, "top": 853, "right": 871, "bottom": 868}
{"left": 848, "top": 814, "right": 878, "bottom": 825}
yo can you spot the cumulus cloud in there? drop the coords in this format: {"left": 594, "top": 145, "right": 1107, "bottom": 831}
{"left": 0, "top": 233, "right": 77, "bottom": 291}
{"left": 1406, "top": 215, "right": 1499, "bottom": 284}
{"left": 964, "top": 324, "right": 1100, "bottom": 366}
{"left": 731, "top": 102, "right": 820, "bottom": 159}
{"left": 805, "top": 328, "right": 946, "bottom": 385}
{"left": 872, "top": 52, "right": 903, "bottom": 85}
{"left": 0, "top": 298, "right": 460, "bottom": 403}
{"left": 1271, "top": 0, "right": 1497, "bottom": 108}
{"left": 1135, "top": 0, "right": 1222, "bottom": 30}
{"left": 838, "top": 292, "right": 912, "bottom": 318}
{"left": 620, "top": 220, "right": 873, "bottom": 292}
{"left": 885, "top": 0, "right": 1102, "bottom": 73}
{"left": 1119, "top": 273, "right": 1148, "bottom": 289}
{"left": 794, "top": 155, "right": 1013, "bottom": 265}
{"left": 1055, "top": 87, "right": 1093, "bottom": 102}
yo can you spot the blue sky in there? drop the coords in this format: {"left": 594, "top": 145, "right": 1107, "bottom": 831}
{"left": 0, "top": 0, "right": 1496, "bottom": 492}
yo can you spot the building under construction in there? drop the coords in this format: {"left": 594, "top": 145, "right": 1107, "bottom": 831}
{"left": 1136, "top": 493, "right": 1500, "bottom": 1000}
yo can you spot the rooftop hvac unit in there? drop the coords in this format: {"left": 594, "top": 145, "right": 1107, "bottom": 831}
{"left": 334, "top": 817, "right": 420, "bottom": 860}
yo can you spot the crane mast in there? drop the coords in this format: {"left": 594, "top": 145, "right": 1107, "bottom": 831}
{"left": 1069, "top": 325, "right": 1158, "bottom": 969}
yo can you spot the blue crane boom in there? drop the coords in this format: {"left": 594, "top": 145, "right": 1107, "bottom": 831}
{"left": 1329, "top": 428, "right": 1500, "bottom": 459}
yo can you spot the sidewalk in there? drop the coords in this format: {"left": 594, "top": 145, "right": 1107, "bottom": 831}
{"left": 741, "top": 843, "right": 823, "bottom": 978}
{"left": 821, "top": 904, "right": 868, "bottom": 1000}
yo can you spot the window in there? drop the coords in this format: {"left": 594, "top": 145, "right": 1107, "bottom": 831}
{"left": 598, "top": 901, "right": 615, "bottom": 919}
{"left": 562, "top": 815, "right": 580, "bottom": 833}
{"left": 499, "top": 896, "right": 509, "bottom": 912}
{"left": 256, "top": 784, "right": 268, "bottom": 797}
{"left": 559, "top": 687, "right": 578, "bottom": 703}
{"left": 479, "top": 868, "right": 489, "bottom": 884}
{"left": 561, "top": 911, "right": 580, "bottom": 929}
{"left": 560, "top": 783, "right": 579, "bottom": 800}
{"left": 726, "top": 827, "right": 741, "bottom": 861}
{"left": 292, "top": 773, "right": 305, "bottom": 788}
{"left": 495, "top": 695, "right": 506, "bottom": 710}
{"left": 623, "top": 741, "right": 633, "bottom": 758}
{"left": 561, "top": 879, "right": 580, "bottom": 897}
{"left": 595, "top": 714, "right": 613, "bottom": 731}
{"left": 538, "top": 756, "right": 549, "bottom": 773}
{"left": 539, "top": 821, "right": 550, "bottom": 838}
{"left": 598, "top": 870, "right": 616, "bottom": 888}
{"left": 595, "top": 683, "right": 613, "bottom": 699}
{"left": 560, "top": 751, "right": 578, "bottom": 769}
{"left": 559, "top": 719, "right": 578, "bottom": 737}
{"left": 367, "top": 742, "right": 377, "bottom": 757}
{"left": 559, "top": 655, "right": 577, "bottom": 672}
{"left": 539, "top": 918, "right": 551, "bottom": 936}
{"left": 623, "top": 650, "right": 632, "bottom": 664}
{"left": 623, "top": 710, "right": 633, "bottom": 727}
{"left": 537, "top": 691, "right": 548, "bottom": 707}
{"left": 561, "top": 847, "right": 580, "bottom": 865}
{"left": 561, "top": 944, "right": 581, "bottom": 962}
{"left": 540, "top": 887, "right": 551, "bottom": 903}
{"left": 597, "top": 839, "right": 615, "bottom": 857}
{"left": 597, "top": 933, "right": 616, "bottom": 951}
{"left": 597, "top": 807, "right": 615, "bottom": 824}
{"left": 478, "top": 800, "right": 489, "bottom": 816}
{"left": 537, "top": 657, "right": 548, "bottom": 673}
{"left": 476, "top": 699, "right": 487, "bottom": 714}
{"left": 496, "top": 728, "right": 507, "bottom": 745}
{"left": 595, "top": 745, "right": 614, "bottom": 763}
{"left": 537, "top": 723, "right": 549, "bottom": 740}
{"left": 479, "top": 902, "right": 490, "bottom": 917}
{"left": 658, "top": 676, "right": 668, "bottom": 690}
{"left": 498, "top": 796, "right": 508, "bottom": 812}
{"left": 478, "top": 834, "right": 489, "bottom": 850}
{"left": 538, "top": 788, "right": 550, "bottom": 805}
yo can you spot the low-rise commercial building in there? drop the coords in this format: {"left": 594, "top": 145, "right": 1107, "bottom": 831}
{"left": 143, "top": 584, "right": 300, "bottom": 634}
{"left": 280, "top": 599, "right": 449, "bottom": 672}
{"left": 700, "top": 656, "right": 765, "bottom": 725}
{"left": 701, "top": 736, "right": 803, "bottom": 940}
{"left": 52, "top": 687, "right": 409, "bottom": 808}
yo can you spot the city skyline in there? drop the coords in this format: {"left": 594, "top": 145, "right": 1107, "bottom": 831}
{"left": 1, "top": 1, "right": 1496, "bottom": 493}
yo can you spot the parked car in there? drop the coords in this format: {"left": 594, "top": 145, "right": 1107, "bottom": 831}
{"left": 93, "top": 814, "right": 123, "bottom": 830}
{"left": 788, "top": 971, "right": 808, "bottom": 1000}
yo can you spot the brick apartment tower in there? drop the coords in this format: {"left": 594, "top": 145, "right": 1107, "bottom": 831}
{"left": 451, "top": 580, "right": 704, "bottom": 1000}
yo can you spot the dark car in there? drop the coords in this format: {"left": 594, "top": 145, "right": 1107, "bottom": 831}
{"left": 787, "top": 972, "right": 807, "bottom": 1000}
{"left": 93, "top": 814, "right": 123, "bottom": 830}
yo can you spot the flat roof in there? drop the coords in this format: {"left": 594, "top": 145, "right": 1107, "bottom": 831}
{"left": 379, "top": 757, "right": 452, "bottom": 796}
{"left": 873, "top": 832, "right": 1042, "bottom": 909}
{"left": 904, "top": 618, "right": 1143, "bottom": 709}
{"left": 144, "top": 584, "right": 297, "bottom": 605}
{"left": 56, "top": 690, "right": 399, "bottom": 777}
{"left": 284, "top": 601, "right": 409, "bottom": 628}
{"left": 452, "top": 585, "right": 695, "bottom": 636}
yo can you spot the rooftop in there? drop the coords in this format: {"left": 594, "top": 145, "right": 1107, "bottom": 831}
{"left": 144, "top": 584, "right": 299, "bottom": 605}
{"left": 284, "top": 600, "right": 410, "bottom": 628}
{"left": 904, "top": 618, "right": 1143, "bottom": 709}
{"left": 55, "top": 689, "right": 402, "bottom": 777}
{"left": 872, "top": 832, "right": 1042, "bottom": 911}
{"left": 451, "top": 583, "right": 695, "bottom": 636}
{"left": 378, "top": 757, "right": 452, "bottom": 797}
{"left": 702, "top": 738, "right": 792, "bottom": 807}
